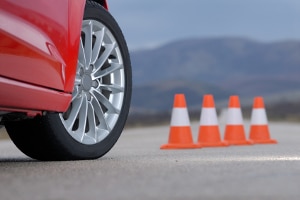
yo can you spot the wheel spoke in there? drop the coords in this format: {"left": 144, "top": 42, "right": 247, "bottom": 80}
{"left": 78, "top": 38, "right": 86, "bottom": 67}
{"left": 93, "top": 42, "right": 116, "bottom": 74}
{"left": 93, "top": 63, "right": 122, "bottom": 80}
{"left": 92, "top": 97, "right": 110, "bottom": 131}
{"left": 92, "top": 88, "right": 120, "bottom": 114}
{"left": 85, "top": 102, "right": 97, "bottom": 140}
{"left": 64, "top": 97, "right": 83, "bottom": 131}
{"left": 71, "top": 87, "right": 80, "bottom": 101}
{"left": 93, "top": 98, "right": 110, "bottom": 141}
{"left": 91, "top": 28, "right": 105, "bottom": 64}
{"left": 83, "top": 21, "right": 93, "bottom": 67}
{"left": 77, "top": 94, "right": 88, "bottom": 141}
{"left": 100, "top": 83, "right": 124, "bottom": 94}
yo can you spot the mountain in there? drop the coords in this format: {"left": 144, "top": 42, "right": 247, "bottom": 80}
{"left": 131, "top": 80, "right": 232, "bottom": 113}
{"left": 129, "top": 37, "right": 300, "bottom": 112}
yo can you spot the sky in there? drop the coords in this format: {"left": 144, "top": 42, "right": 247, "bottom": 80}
{"left": 108, "top": 0, "right": 300, "bottom": 51}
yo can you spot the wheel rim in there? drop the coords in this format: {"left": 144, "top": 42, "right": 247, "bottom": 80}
{"left": 59, "top": 20, "right": 125, "bottom": 145}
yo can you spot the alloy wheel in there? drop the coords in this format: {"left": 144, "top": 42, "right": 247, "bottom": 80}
{"left": 59, "top": 20, "right": 125, "bottom": 145}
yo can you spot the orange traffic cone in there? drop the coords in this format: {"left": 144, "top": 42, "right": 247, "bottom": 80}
{"left": 161, "top": 94, "right": 201, "bottom": 149}
{"left": 197, "top": 94, "right": 228, "bottom": 147}
{"left": 224, "top": 96, "right": 253, "bottom": 145}
{"left": 249, "top": 97, "right": 277, "bottom": 144}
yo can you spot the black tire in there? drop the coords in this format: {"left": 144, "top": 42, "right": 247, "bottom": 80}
{"left": 5, "top": 1, "right": 132, "bottom": 161}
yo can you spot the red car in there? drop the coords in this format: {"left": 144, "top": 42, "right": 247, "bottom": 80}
{"left": 0, "top": 0, "right": 132, "bottom": 160}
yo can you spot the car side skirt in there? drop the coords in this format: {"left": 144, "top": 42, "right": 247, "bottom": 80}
{"left": 0, "top": 76, "right": 71, "bottom": 115}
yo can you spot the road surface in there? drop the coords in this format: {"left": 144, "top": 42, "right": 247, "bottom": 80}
{"left": 0, "top": 121, "right": 300, "bottom": 200}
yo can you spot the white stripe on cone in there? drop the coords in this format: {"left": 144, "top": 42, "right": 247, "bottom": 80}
{"left": 170, "top": 108, "right": 190, "bottom": 126}
{"left": 226, "top": 108, "right": 244, "bottom": 125}
{"left": 250, "top": 108, "right": 268, "bottom": 125}
{"left": 200, "top": 108, "right": 218, "bottom": 126}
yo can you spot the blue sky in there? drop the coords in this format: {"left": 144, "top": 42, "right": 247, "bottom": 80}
{"left": 108, "top": 0, "right": 300, "bottom": 50}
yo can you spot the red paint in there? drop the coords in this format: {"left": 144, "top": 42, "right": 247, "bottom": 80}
{"left": 0, "top": 0, "right": 87, "bottom": 114}
{"left": 0, "top": 76, "right": 72, "bottom": 112}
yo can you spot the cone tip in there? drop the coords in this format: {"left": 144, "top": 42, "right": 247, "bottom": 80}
{"left": 253, "top": 96, "right": 265, "bottom": 108}
{"left": 173, "top": 94, "right": 187, "bottom": 108}
{"left": 228, "top": 95, "right": 241, "bottom": 108}
{"left": 202, "top": 94, "right": 215, "bottom": 108}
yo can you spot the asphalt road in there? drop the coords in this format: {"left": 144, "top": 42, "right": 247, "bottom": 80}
{"left": 0, "top": 121, "right": 300, "bottom": 200}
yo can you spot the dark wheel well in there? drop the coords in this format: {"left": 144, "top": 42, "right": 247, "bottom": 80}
{"left": 91, "top": 0, "right": 108, "bottom": 10}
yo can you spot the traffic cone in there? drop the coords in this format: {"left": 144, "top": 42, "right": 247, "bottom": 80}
{"left": 249, "top": 97, "right": 277, "bottom": 144}
{"left": 224, "top": 96, "right": 253, "bottom": 145}
{"left": 197, "top": 94, "right": 228, "bottom": 147}
{"left": 160, "top": 94, "right": 201, "bottom": 149}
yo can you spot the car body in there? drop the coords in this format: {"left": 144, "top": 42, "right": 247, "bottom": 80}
{"left": 0, "top": 0, "right": 132, "bottom": 160}
{"left": 0, "top": 0, "right": 107, "bottom": 115}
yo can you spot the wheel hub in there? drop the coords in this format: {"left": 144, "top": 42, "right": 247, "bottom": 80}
{"left": 82, "top": 74, "right": 93, "bottom": 91}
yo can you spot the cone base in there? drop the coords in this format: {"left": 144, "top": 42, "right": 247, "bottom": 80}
{"left": 198, "top": 141, "right": 229, "bottom": 148}
{"left": 249, "top": 125, "right": 277, "bottom": 144}
{"left": 251, "top": 139, "right": 277, "bottom": 144}
{"left": 198, "top": 126, "right": 229, "bottom": 147}
{"left": 224, "top": 125, "right": 252, "bottom": 146}
{"left": 160, "top": 143, "right": 201, "bottom": 149}
{"left": 225, "top": 140, "right": 254, "bottom": 146}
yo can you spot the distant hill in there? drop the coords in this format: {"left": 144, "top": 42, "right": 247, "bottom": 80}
{"left": 130, "top": 37, "right": 300, "bottom": 112}
{"left": 131, "top": 80, "right": 233, "bottom": 112}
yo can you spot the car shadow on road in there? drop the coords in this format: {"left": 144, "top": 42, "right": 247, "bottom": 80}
{"left": 0, "top": 156, "right": 114, "bottom": 163}
{"left": 0, "top": 157, "right": 38, "bottom": 163}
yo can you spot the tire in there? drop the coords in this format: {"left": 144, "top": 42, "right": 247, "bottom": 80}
{"left": 5, "top": 1, "right": 132, "bottom": 161}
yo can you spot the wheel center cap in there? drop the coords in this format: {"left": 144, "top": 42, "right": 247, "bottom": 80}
{"left": 82, "top": 74, "right": 93, "bottom": 91}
